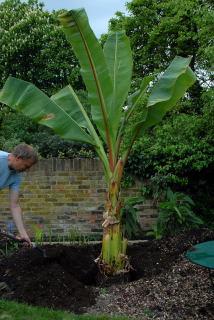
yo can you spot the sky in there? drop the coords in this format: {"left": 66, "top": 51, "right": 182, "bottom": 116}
{"left": 0, "top": 0, "right": 129, "bottom": 37}
{"left": 42, "top": 1, "right": 128, "bottom": 37}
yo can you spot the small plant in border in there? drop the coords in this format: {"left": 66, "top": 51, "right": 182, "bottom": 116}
{"left": 32, "top": 226, "right": 44, "bottom": 246}
{"left": 156, "top": 188, "right": 204, "bottom": 237}
{"left": 0, "top": 240, "right": 19, "bottom": 258}
{"left": 121, "top": 197, "right": 144, "bottom": 239}
{"left": 146, "top": 225, "right": 162, "bottom": 240}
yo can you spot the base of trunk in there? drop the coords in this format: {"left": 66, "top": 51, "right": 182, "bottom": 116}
{"left": 96, "top": 269, "right": 130, "bottom": 287}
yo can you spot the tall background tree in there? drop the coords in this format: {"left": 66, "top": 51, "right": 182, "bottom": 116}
{"left": 0, "top": 0, "right": 83, "bottom": 92}
{"left": 0, "top": 0, "right": 93, "bottom": 157}
{"left": 108, "top": 0, "right": 214, "bottom": 228}
{"left": 109, "top": 0, "right": 213, "bottom": 82}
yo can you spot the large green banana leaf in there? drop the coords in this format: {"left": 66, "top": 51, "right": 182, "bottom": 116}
{"left": 103, "top": 31, "right": 132, "bottom": 136}
{"left": 50, "top": 84, "right": 110, "bottom": 175}
{"left": 130, "top": 56, "right": 196, "bottom": 140}
{"left": 126, "top": 75, "right": 154, "bottom": 120}
{"left": 0, "top": 77, "right": 96, "bottom": 146}
{"left": 50, "top": 85, "right": 89, "bottom": 129}
{"left": 59, "top": 9, "right": 113, "bottom": 144}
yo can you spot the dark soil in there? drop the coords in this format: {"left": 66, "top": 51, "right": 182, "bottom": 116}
{"left": 0, "top": 229, "right": 214, "bottom": 319}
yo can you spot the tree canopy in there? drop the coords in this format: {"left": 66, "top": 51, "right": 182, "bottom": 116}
{"left": 0, "top": 0, "right": 88, "bottom": 157}
{"left": 109, "top": 0, "right": 213, "bottom": 87}
{"left": 0, "top": 0, "right": 83, "bottom": 94}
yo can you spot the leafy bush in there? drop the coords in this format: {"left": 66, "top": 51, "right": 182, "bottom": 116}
{"left": 126, "top": 99, "right": 214, "bottom": 186}
{"left": 156, "top": 189, "right": 204, "bottom": 238}
{"left": 0, "top": 136, "right": 23, "bottom": 152}
{"left": 33, "top": 134, "right": 95, "bottom": 158}
{"left": 123, "top": 89, "right": 214, "bottom": 226}
{"left": 121, "top": 197, "right": 144, "bottom": 239}
{"left": 0, "top": 111, "right": 42, "bottom": 144}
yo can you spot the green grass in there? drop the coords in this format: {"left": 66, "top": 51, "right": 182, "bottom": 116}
{"left": 0, "top": 299, "right": 138, "bottom": 320}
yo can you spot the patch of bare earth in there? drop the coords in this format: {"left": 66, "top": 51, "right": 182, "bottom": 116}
{"left": 0, "top": 229, "right": 213, "bottom": 320}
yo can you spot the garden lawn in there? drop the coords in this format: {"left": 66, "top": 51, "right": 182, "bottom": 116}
{"left": 0, "top": 299, "right": 135, "bottom": 320}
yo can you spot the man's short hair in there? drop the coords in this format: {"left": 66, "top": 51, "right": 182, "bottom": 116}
{"left": 11, "top": 144, "right": 38, "bottom": 163}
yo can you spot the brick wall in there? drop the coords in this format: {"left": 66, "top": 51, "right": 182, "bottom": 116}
{"left": 0, "top": 158, "right": 157, "bottom": 238}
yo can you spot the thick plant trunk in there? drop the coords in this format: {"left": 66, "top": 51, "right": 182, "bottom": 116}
{"left": 100, "top": 222, "right": 128, "bottom": 275}
{"left": 98, "top": 166, "right": 129, "bottom": 275}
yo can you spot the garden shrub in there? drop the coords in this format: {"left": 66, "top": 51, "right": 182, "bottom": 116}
{"left": 156, "top": 189, "right": 204, "bottom": 238}
{"left": 123, "top": 90, "right": 214, "bottom": 228}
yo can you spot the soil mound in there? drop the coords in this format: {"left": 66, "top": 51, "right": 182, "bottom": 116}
{"left": 0, "top": 228, "right": 213, "bottom": 318}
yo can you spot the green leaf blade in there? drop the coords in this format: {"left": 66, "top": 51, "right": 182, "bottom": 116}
{"left": 147, "top": 56, "right": 196, "bottom": 109}
{"left": 126, "top": 75, "right": 153, "bottom": 119}
{"left": 0, "top": 77, "right": 96, "bottom": 146}
{"left": 104, "top": 31, "right": 133, "bottom": 134}
{"left": 59, "top": 9, "right": 113, "bottom": 144}
{"left": 51, "top": 85, "right": 89, "bottom": 129}
{"left": 50, "top": 85, "right": 111, "bottom": 175}
{"left": 132, "top": 56, "right": 196, "bottom": 137}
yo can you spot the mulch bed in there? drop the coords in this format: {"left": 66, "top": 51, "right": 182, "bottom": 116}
{"left": 0, "top": 228, "right": 214, "bottom": 319}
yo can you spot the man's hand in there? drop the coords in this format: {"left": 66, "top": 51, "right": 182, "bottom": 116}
{"left": 16, "top": 234, "right": 32, "bottom": 247}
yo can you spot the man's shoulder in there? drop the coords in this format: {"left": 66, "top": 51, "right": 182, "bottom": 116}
{"left": 0, "top": 151, "right": 9, "bottom": 169}
{"left": 0, "top": 150, "right": 9, "bottom": 159}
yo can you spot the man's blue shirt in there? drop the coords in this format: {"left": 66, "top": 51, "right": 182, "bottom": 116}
{"left": 0, "top": 151, "right": 21, "bottom": 191}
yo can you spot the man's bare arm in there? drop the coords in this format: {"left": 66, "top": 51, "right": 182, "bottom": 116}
{"left": 9, "top": 189, "right": 31, "bottom": 244}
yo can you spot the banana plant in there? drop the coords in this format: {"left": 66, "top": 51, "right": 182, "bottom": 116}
{"left": 0, "top": 9, "right": 196, "bottom": 275}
